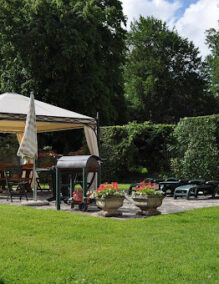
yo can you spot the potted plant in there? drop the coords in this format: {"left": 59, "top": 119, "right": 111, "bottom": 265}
{"left": 38, "top": 146, "right": 59, "bottom": 168}
{"left": 91, "top": 182, "right": 125, "bottom": 217}
{"left": 131, "top": 181, "right": 164, "bottom": 216}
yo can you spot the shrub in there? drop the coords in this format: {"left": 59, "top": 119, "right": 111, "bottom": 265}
{"left": 0, "top": 134, "right": 19, "bottom": 164}
{"left": 170, "top": 114, "right": 219, "bottom": 180}
{"left": 100, "top": 122, "right": 175, "bottom": 182}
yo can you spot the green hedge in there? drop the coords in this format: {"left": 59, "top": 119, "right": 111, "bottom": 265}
{"left": 170, "top": 114, "right": 219, "bottom": 180}
{"left": 100, "top": 122, "right": 175, "bottom": 182}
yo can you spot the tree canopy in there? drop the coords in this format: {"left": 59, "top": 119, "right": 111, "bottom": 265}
{"left": 205, "top": 23, "right": 219, "bottom": 102}
{"left": 124, "top": 16, "right": 214, "bottom": 123}
{"left": 0, "top": 0, "right": 127, "bottom": 126}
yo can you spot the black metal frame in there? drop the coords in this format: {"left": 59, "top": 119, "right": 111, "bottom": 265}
{"left": 5, "top": 166, "right": 28, "bottom": 202}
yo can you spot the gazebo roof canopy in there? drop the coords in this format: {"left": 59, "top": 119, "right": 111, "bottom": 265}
{"left": 0, "top": 93, "right": 96, "bottom": 133}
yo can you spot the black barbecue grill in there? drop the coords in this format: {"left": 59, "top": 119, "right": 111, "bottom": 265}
{"left": 56, "top": 155, "right": 101, "bottom": 211}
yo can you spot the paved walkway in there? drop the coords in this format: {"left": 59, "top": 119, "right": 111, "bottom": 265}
{"left": 0, "top": 191, "right": 219, "bottom": 219}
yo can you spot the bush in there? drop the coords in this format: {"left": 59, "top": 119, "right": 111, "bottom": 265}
{"left": 100, "top": 122, "right": 175, "bottom": 182}
{"left": 170, "top": 114, "right": 219, "bottom": 180}
{"left": 0, "top": 134, "right": 19, "bottom": 164}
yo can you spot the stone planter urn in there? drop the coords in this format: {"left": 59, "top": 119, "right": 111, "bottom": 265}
{"left": 96, "top": 196, "right": 125, "bottom": 217}
{"left": 132, "top": 195, "right": 164, "bottom": 216}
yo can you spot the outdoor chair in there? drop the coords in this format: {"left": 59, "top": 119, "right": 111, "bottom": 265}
{"left": 0, "top": 167, "right": 5, "bottom": 192}
{"left": 0, "top": 163, "right": 15, "bottom": 191}
{"left": 21, "top": 164, "right": 33, "bottom": 192}
{"left": 5, "top": 166, "right": 29, "bottom": 202}
{"left": 194, "top": 180, "right": 219, "bottom": 198}
{"left": 174, "top": 180, "right": 219, "bottom": 199}
{"left": 158, "top": 178, "right": 188, "bottom": 196}
{"left": 22, "top": 164, "right": 42, "bottom": 192}
{"left": 36, "top": 163, "right": 56, "bottom": 191}
{"left": 174, "top": 180, "right": 204, "bottom": 199}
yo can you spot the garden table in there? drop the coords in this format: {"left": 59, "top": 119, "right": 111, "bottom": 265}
{"left": 158, "top": 180, "right": 187, "bottom": 196}
{"left": 36, "top": 166, "right": 56, "bottom": 197}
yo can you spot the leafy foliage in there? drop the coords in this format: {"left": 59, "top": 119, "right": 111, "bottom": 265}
{"left": 205, "top": 24, "right": 219, "bottom": 104}
{"left": 100, "top": 121, "right": 175, "bottom": 182}
{"left": 0, "top": 0, "right": 127, "bottom": 127}
{"left": 0, "top": 134, "right": 19, "bottom": 164}
{"left": 124, "top": 16, "right": 214, "bottom": 123}
{"left": 170, "top": 114, "right": 219, "bottom": 180}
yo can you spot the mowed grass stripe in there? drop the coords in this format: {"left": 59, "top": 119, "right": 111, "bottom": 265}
{"left": 0, "top": 205, "right": 218, "bottom": 284}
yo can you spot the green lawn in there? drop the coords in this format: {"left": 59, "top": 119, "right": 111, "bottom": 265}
{"left": 0, "top": 205, "right": 218, "bottom": 284}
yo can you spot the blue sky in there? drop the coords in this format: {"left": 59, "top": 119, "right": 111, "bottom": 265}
{"left": 173, "top": 0, "right": 198, "bottom": 18}
{"left": 121, "top": 0, "right": 219, "bottom": 57}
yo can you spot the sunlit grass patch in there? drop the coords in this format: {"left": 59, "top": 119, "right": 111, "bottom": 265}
{"left": 0, "top": 205, "right": 218, "bottom": 283}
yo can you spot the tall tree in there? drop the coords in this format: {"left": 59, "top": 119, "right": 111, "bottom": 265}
{"left": 205, "top": 23, "right": 219, "bottom": 101}
{"left": 124, "top": 16, "right": 212, "bottom": 123}
{"left": 0, "top": 0, "right": 127, "bottom": 126}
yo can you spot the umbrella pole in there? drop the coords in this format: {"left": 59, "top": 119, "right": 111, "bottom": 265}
{"left": 33, "top": 159, "right": 37, "bottom": 201}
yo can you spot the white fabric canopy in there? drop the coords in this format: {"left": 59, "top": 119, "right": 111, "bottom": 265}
{"left": 0, "top": 92, "right": 98, "bottom": 156}
{"left": 0, "top": 93, "right": 96, "bottom": 133}
{"left": 84, "top": 126, "right": 99, "bottom": 190}
{"left": 84, "top": 126, "right": 99, "bottom": 156}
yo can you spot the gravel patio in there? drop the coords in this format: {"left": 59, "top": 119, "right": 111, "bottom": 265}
{"left": 0, "top": 190, "right": 219, "bottom": 219}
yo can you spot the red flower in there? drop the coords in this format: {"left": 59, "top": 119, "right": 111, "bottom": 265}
{"left": 135, "top": 181, "right": 158, "bottom": 191}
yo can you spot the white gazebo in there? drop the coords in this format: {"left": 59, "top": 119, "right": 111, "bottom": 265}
{"left": 0, "top": 93, "right": 99, "bottom": 155}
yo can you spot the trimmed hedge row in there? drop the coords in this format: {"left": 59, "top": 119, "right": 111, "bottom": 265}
{"left": 1, "top": 115, "right": 217, "bottom": 182}
{"left": 100, "top": 122, "right": 175, "bottom": 182}
{"left": 171, "top": 114, "right": 219, "bottom": 180}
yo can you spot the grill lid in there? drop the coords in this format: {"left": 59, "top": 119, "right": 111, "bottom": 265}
{"left": 57, "top": 155, "right": 100, "bottom": 172}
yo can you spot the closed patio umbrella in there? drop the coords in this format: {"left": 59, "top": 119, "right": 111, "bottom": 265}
{"left": 17, "top": 93, "right": 38, "bottom": 200}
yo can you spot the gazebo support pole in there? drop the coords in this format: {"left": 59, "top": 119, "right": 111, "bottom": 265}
{"left": 96, "top": 112, "right": 101, "bottom": 186}
{"left": 33, "top": 159, "right": 37, "bottom": 201}
{"left": 70, "top": 174, "right": 74, "bottom": 209}
{"left": 56, "top": 168, "right": 60, "bottom": 210}
{"left": 83, "top": 168, "right": 87, "bottom": 201}
{"left": 70, "top": 174, "right": 73, "bottom": 198}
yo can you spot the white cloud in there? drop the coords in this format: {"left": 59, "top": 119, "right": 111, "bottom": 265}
{"left": 122, "top": 0, "right": 182, "bottom": 26}
{"left": 121, "top": 0, "right": 219, "bottom": 57}
{"left": 174, "top": 0, "right": 219, "bottom": 57}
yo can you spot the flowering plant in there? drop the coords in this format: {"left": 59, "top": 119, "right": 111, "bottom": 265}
{"left": 38, "top": 151, "right": 58, "bottom": 158}
{"left": 133, "top": 181, "right": 163, "bottom": 196}
{"left": 68, "top": 147, "right": 85, "bottom": 156}
{"left": 38, "top": 150, "right": 59, "bottom": 167}
{"left": 91, "top": 182, "right": 124, "bottom": 198}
